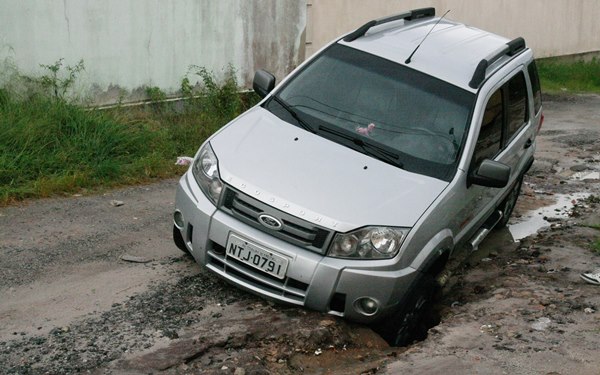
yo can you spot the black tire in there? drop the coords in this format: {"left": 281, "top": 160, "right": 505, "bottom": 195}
{"left": 496, "top": 176, "right": 523, "bottom": 228}
{"left": 375, "top": 274, "right": 439, "bottom": 347}
{"left": 173, "top": 225, "right": 189, "bottom": 254}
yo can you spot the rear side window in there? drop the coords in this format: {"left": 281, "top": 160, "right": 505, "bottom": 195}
{"left": 506, "top": 72, "right": 528, "bottom": 141}
{"left": 472, "top": 70, "right": 532, "bottom": 170}
{"left": 528, "top": 61, "right": 542, "bottom": 114}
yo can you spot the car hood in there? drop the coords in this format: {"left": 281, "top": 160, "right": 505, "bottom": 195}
{"left": 210, "top": 107, "right": 449, "bottom": 232}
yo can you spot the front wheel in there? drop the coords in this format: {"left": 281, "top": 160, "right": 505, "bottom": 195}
{"left": 374, "top": 274, "right": 439, "bottom": 347}
{"left": 496, "top": 176, "right": 523, "bottom": 228}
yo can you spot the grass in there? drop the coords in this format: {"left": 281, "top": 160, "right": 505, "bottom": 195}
{"left": 593, "top": 239, "right": 600, "bottom": 255}
{"left": 0, "top": 66, "right": 259, "bottom": 205}
{"left": 537, "top": 57, "right": 600, "bottom": 94}
{"left": 589, "top": 222, "right": 600, "bottom": 255}
{"left": 581, "top": 223, "right": 600, "bottom": 255}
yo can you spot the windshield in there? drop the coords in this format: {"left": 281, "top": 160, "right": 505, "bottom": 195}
{"left": 264, "top": 43, "right": 475, "bottom": 181}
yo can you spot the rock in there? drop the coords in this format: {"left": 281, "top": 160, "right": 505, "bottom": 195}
{"left": 120, "top": 254, "right": 152, "bottom": 263}
{"left": 110, "top": 200, "right": 124, "bottom": 207}
{"left": 319, "top": 319, "right": 335, "bottom": 327}
{"left": 234, "top": 368, "right": 246, "bottom": 375}
{"left": 570, "top": 164, "right": 589, "bottom": 172}
{"left": 531, "top": 317, "right": 551, "bottom": 331}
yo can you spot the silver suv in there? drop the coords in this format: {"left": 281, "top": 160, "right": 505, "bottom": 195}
{"left": 173, "top": 8, "right": 543, "bottom": 346}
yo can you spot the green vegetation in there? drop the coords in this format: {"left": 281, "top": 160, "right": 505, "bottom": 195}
{"left": 589, "top": 227, "right": 600, "bottom": 255}
{"left": 38, "top": 59, "right": 85, "bottom": 100}
{"left": 580, "top": 195, "right": 600, "bottom": 255}
{"left": 537, "top": 57, "right": 600, "bottom": 94}
{"left": 0, "top": 61, "right": 259, "bottom": 205}
{"left": 592, "top": 239, "right": 600, "bottom": 255}
{"left": 144, "top": 86, "right": 167, "bottom": 103}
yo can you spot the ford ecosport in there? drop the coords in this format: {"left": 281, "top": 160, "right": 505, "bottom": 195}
{"left": 173, "top": 7, "right": 543, "bottom": 346}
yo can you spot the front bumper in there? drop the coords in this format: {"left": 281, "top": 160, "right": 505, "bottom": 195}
{"left": 174, "top": 172, "right": 419, "bottom": 323}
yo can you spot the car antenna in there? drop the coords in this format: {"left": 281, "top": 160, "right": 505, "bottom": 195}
{"left": 405, "top": 9, "right": 450, "bottom": 64}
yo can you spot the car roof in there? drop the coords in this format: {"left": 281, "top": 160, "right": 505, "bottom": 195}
{"left": 338, "top": 17, "right": 520, "bottom": 93}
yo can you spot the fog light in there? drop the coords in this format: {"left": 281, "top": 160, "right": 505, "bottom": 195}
{"left": 354, "top": 297, "right": 379, "bottom": 316}
{"left": 173, "top": 210, "right": 184, "bottom": 229}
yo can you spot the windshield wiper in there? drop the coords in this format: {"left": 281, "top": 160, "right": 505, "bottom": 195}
{"left": 318, "top": 125, "right": 404, "bottom": 169}
{"left": 270, "top": 95, "right": 316, "bottom": 133}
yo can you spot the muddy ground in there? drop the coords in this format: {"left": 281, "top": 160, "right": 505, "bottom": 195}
{"left": 1, "top": 94, "right": 599, "bottom": 375}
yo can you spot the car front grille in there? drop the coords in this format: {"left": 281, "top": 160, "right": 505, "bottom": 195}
{"left": 219, "top": 186, "right": 334, "bottom": 254}
{"left": 207, "top": 243, "right": 309, "bottom": 304}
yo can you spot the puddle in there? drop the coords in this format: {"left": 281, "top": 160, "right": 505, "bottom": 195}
{"left": 571, "top": 171, "right": 600, "bottom": 180}
{"left": 508, "top": 193, "right": 589, "bottom": 241}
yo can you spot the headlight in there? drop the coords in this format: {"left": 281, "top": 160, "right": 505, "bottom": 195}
{"left": 192, "top": 142, "right": 223, "bottom": 205}
{"left": 328, "top": 226, "right": 409, "bottom": 259}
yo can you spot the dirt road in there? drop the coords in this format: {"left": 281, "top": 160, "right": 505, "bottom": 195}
{"left": 1, "top": 94, "right": 599, "bottom": 374}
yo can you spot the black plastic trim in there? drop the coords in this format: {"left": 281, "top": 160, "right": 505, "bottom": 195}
{"left": 523, "top": 155, "right": 535, "bottom": 174}
{"left": 343, "top": 8, "right": 435, "bottom": 42}
{"left": 469, "top": 37, "right": 526, "bottom": 89}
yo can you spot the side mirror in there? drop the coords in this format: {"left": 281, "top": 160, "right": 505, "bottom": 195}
{"left": 253, "top": 69, "right": 276, "bottom": 98}
{"left": 470, "top": 159, "right": 511, "bottom": 188}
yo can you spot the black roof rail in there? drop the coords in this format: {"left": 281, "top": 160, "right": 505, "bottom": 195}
{"left": 343, "top": 7, "right": 435, "bottom": 42}
{"left": 468, "top": 37, "right": 526, "bottom": 89}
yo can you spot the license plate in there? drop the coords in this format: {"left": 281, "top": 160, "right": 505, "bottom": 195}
{"left": 225, "top": 234, "right": 288, "bottom": 279}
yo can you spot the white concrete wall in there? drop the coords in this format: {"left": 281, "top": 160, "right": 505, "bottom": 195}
{"left": 1, "top": 1, "right": 597, "bottom": 105}
{"left": 306, "top": 0, "right": 600, "bottom": 59}
{"left": 0, "top": 0, "right": 306, "bottom": 105}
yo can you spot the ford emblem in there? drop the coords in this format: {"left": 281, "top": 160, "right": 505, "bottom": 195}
{"left": 258, "top": 214, "right": 283, "bottom": 231}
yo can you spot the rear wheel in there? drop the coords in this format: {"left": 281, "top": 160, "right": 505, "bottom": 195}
{"left": 375, "top": 274, "right": 439, "bottom": 347}
{"left": 496, "top": 176, "right": 523, "bottom": 228}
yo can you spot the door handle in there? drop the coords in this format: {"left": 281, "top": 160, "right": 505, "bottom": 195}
{"left": 524, "top": 138, "right": 532, "bottom": 149}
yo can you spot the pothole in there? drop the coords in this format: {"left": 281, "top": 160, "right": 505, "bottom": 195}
{"left": 508, "top": 192, "right": 589, "bottom": 241}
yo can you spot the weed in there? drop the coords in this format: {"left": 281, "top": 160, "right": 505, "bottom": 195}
{"left": 38, "top": 59, "right": 85, "bottom": 100}
{"left": 145, "top": 86, "right": 168, "bottom": 114}
{"left": 180, "top": 76, "right": 194, "bottom": 99}
{"left": 592, "top": 239, "right": 600, "bottom": 255}
{"left": 585, "top": 194, "right": 600, "bottom": 204}
{"left": 145, "top": 86, "right": 167, "bottom": 102}
{"left": 183, "top": 64, "right": 243, "bottom": 119}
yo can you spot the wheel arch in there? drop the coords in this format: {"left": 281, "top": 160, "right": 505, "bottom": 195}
{"left": 409, "top": 228, "right": 454, "bottom": 277}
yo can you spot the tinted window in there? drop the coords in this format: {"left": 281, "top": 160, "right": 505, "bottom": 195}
{"left": 506, "top": 72, "right": 528, "bottom": 141}
{"left": 266, "top": 44, "right": 475, "bottom": 181}
{"left": 528, "top": 61, "right": 542, "bottom": 113}
{"left": 473, "top": 90, "right": 502, "bottom": 167}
